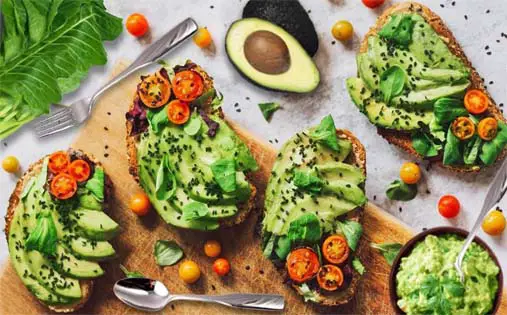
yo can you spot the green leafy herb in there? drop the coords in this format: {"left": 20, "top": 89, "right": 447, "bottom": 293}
{"left": 155, "top": 156, "right": 176, "bottom": 200}
{"left": 352, "top": 257, "right": 366, "bottom": 275}
{"left": 0, "top": 0, "right": 122, "bottom": 139}
{"left": 336, "top": 220, "right": 363, "bottom": 251}
{"left": 480, "top": 121, "right": 507, "bottom": 166}
{"left": 386, "top": 180, "right": 417, "bottom": 201}
{"left": 258, "top": 102, "right": 281, "bottom": 121}
{"left": 25, "top": 209, "right": 57, "bottom": 256}
{"left": 210, "top": 158, "right": 237, "bottom": 193}
{"left": 310, "top": 114, "right": 340, "bottom": 152}
{"left": 85, "top": 167, "right": 105, "bottom": 202}
{"left": 183, "top": 112, "right": 202, "bottom": 136}
{"left": 182, "top": 201, "right": 209, "bottom": 221}
{"left": 235, "top": 142, "right": 259, "bottom": 172}
{"left": 443, "top": 125, "right": 462, "bottom": 165}
{"left": 411, "top": 275, "right": 465, "bottom": 314}
{"left": 412, "top": 132, "right": 441, "bottom": 157}
{"left": 274, "top": 235, "right": 291, "bottom": 260}
{"left": 146, "top": 107, "right": 169, "bottom": 134}
{"left": 154, "top": 240, "right": 184, "bottom": 266}
{"left": 370, "top": 242, "right": 402, "bottom": 266}
{"left": 78, "top": 189, "right": 103, "bottom": 210}
{"left": 288, "top": 213, "right": 322, "bottom": 245}
{"left": 434, "top": 98, "right": 468, "bottom": 125}
{"left": 378, "top": 14, "right": 415, "bottom": 47}
{"left": 191, "top": 88, "right": 216, "bottom": 108}
{"left": 429, "top": 119, "right": 446, "bottom": 142}
{"left": 464, "top": 136, "right": 482, "bottom": 165}
{"left": 380, "top": 66, "right": 406, "bottom": 104}
{"left": 298, "top": 283, "right": 320, "bottom": 303}
{"left": 120, "top": 265, "right": 144, "bottom": 278}
{"left": 293, "top": 169, "right": 323, "bottom": 193}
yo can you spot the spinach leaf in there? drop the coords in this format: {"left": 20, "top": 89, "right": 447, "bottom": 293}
{"left": 380, "top": 66, "right": 406, "bottom": 104}
{"left": 182, "top": 201, "right": 209, "bottom": 221}
{"left": 386, "top": 180, "right": 417, "bottom": 201}
{"left": 146, "top": 107, "right": 169, "bottom": 134}
{"left": 120, "top": 265, "right": 144, "bottom": 278}
{"left": 183, "top": 112, "right": 202, "bottom": 136}
{"left": 336, "top": 220, "right": 363, "bottom": 251}
{"left": 155, "top": 156, "right": 176, "bottom": 200}
{"left": 370, "top": 242, "right": 402, "bottom": 266}
{"left": 258, "top": 102, "right": 281, "bottom": 121}
{"left": 379, "top": 14, "right": 415, "bottom": 47}
{"left": 412, "top": 132, "right": 441, "bottom": 157}
{"left": 480, "top": 121, "right": 507, "bottom": 166}
{"left": 288, "top": 213, "right": 322, "bottom": 245}
{"left": 235, "top": 142, "right": 259, "bottom": 172}
{"left": 310, "top": 115, "right": 340, "bottom": 152}
{"left": 352, "top": 257, "right": 366, "bottom": 275}
{"left": 463, "top": 136, "right": 482, "bottom": 165}
{"left": 25, "top": 210, "right": 57, "bottom": 256}
{"left": 293, "top": 169, "right": 323, "bottom": 193}
{"left": 154, "top": 240, "right": 184, "bottom": 266}
{"left": 434, "top": 98, "right": 468, "bottom": 125}
{"left": 85, "top": 167, "right": 105, "bottom": 202}
{"left": 443, "top": 126, "right": 462, "bottom": 165}
{"left": 429, "top": 118, "right": 446, "bottom": 142}
{"left": 274, "top": 235, "right": 291, "bottom": 260}
{"left": 210, "top": 158, "right": 237, "bottom": 193}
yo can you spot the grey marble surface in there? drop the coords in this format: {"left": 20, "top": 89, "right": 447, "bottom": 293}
{"left": 1, "top": 0, "right": 506, "bottom": 277}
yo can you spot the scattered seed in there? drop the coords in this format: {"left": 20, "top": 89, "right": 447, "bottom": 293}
{"left": 211, "top": 285, "right": 216, "bottom": 290}
{"left": 451, "top": 1, "right": 455, "bottom": 6}
{"left": 234, "top": 103, "right": 239, "bottom": 107}
{"left": 373, "top": 195, "right": 377, "bottom": 200}
{"left": 440, "top": 4, "right": 444, "bottom": 8}
{"left": 487, "top": 51, "right": 492, "bottom": 55}
{"left": 259, "top": 270, "right": 264, "bottom": 275}
{"left": 485, "top": 45, "right": 490, "bottom": 50}
{"left": 245, "top": 97, "right": 250, "bottom": 100}
{"left": 171, "top": 305, "right": 175, "bottom": 310}
{"left": 210, "top": 5, "right": 214, "bottom": 9}
{"left": 422, "top": 227, "right": 428, "bottom": 231}
{"left": 3, "top": 142, "right": 7, "bottom": 147}
{"left": 236, "top": 109, "right": 241, "bottom": 113}
{"left": 489, "top": 81, "right": 494, "bottom": 85}
{"left": 107, "top": 112, "right": 111, "bottom": 116}
{"left": 399, "top": 207, "right": 403, "bottom": 213}
{"left": 426, "top": 189, "right": 431, "bottom": 194}
{"left": 105, "top": 145, "right": 109, "bottom": 149}
{"left": 245, "top": 265, "right": 250, "bottom": 270}
{"left": 499, "top": 103, "right": 504, "bottom": 108}
{"left": 104, "top": 153, "right": 109, "bottom": 158}
{"left": 486, "top": 9, "right": 491, "bottom": 14}
{"left": 331, "top": 40, "right": 336, "bottom": 45}
{"left": 104, "top": 126, "right": 109, "bottom": 131}
{"left": 464, "top": 15, "right": 468, "bottom": 20}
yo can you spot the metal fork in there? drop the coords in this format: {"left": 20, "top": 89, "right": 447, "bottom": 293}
{"left": 35, "top": 18, "right": 198, "bottom": 138}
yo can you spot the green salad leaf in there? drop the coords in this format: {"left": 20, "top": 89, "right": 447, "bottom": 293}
{"left": 0, "top": 0, "right": 122, "bottom": 139}
{"left": 182, "top": 201, "right": 209, "bottom": 221}
{"left": 183, "top": 112, "right": 202, "bottom": 136}
{"left": 412, "top": 132, "right": 441, "bottom": 157}
{"left": 434, "top": 98, "right": 468, "bottom": 125}
{"left": 288, "top": 213, "right": 322, "bottom": 245}
{"left": 262, "top": 232, "right": 276, "bottom": 258}
{"left": 85, "top": 166, "right": 105, "bottom": 202}
{"left": 120, "top": 265, "right": 144, "bottom": 278}
{"left": 443, "top": 126, "right": 462, "bottom": 165}
{"left": 155, "top": 156, "right": 176, "bottom": 200}
{"left": 235, "top": 142, "right": 259, "bottom": 172}
{"left": 310, "top": 114, "right": 340, "bottom": 152}
{"left": 298, "top": 283, "right": 320, "bottom": 303}
{"left": 147, "top": 107, "right": 169, "bottom": 134}
{"left": 464, "top": 136, "right": 482, "bottom": 165}
{"left": 386, "top": 180, "right": 417, "bottom": 201}
{"left": 480, "top": 121, "right": 507, "bottom": 166}
{"left": 25, "top": 209, "right": 57, "bottom": 255}
{"left": 379, "top": 14, "right": 415, "bottom": 47}
{"left": 336, "top": 220, "right": 363, "bottom": 251}
{"left": 352, "top": 257, "right": 366, "bottom": 275}
{"left": 412, "top": 275, "right": 465, "bottom": 314}
{"left": 154, "top": 240, "right": 184, "bottom": 266}
{"left": 258, "top": 102, "right": 281, "bottom": 121}
{"left": 210, "top": 158, "right": 237, "bottom": 193}
{"left": 274, "top": 235, "right": 291, "bottom": 260}
{"left": 293, "top": 169, "right": 323, "bottom": 193}
{"left": 370, "top": 242, "right": 402, "bottom": 266}
{"left": 380, "top": 66, "right": 406, "bottom": 104}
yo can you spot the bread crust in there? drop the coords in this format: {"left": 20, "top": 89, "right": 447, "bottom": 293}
{"left": 359, "top": 1, "right": 506, "bottom": 172}
{"left": 4, "top": 149, "right": 111, "bottom": 313}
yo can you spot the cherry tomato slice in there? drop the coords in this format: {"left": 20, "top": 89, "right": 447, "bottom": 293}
{"left": 126, "top": 13, "right": 149, "bottom": 37}
{"left": 138, "top": 72, "right": 171, "bottom": 108}
{"left": 322, "top": 235, "right": 350, "bottom": 264}
{"left": 48, "top": 151, "right": 70, "bottom": 174}
{"left": 464, "top": 89, "right": 489, "bottom": 115}
{"left": 451, "top": 117, "right": 476, "bottom": 140}
{"left": 167, "top": 100, "right": 190, "bottom": 125}
{"left": 438, "top": 195, "right": 460, "bottom": 218}
{"left": 286, "top": 247, "right": 320, "bottom": 283}
{"left": 172, "top": 70, "right": 204, "bottom": 102}
{"left": 50, "top": 173, "right": 77, "bottom": 200}
{"left": 68, "top": 160, "right": 91, "bottom": 182}
{"left": 477, "top": 117, "right": 498, "bottom": 141}
{"left": 317, "top": 265, "right": 344, "bottom": 291}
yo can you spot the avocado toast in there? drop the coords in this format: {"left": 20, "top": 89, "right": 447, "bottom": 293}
{"left": 346, "top": 2, "right": 507, "bottom": 172}
{"left": 126, "top": 61, "right": 257, "bottom": 230}
{"left": 5, "top": 149, "right": 118, "bottom": 312}
{"left": 261, "top": 115, "right": 367, "bottom": 306}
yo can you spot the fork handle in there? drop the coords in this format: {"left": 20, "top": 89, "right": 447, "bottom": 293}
{"left": 168, "top": 294, "right": 285, "bottom": 312}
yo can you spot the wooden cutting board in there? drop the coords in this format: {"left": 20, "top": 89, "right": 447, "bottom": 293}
{"left": 1, "top": 62, "right": 505, "bottom": 314}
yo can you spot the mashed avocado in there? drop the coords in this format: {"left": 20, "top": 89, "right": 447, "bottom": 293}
{"left": 396, "top": 234, "right": 499, "bottom": 315}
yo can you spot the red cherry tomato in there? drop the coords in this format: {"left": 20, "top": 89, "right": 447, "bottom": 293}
{"left": 438, "top": 195, "right": 460, "bottom": 218}
{"left": 126, "top": 13, "right": 149, "bottom": 37}
{"left": 362, "top": 0, "right": 385, "bottom": 9}
{"left": 212, "top": 258, "right": 231, "bottom": 276}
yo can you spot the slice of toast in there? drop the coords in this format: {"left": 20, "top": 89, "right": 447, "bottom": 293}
{"left": 125, "top": 61, "right": 256, "bottom": 228}
{"left": 4, "top": 149, "right": 112, "bottom": 313}
{"left": 359, "top": 1, "right": 506, "bottom": 172}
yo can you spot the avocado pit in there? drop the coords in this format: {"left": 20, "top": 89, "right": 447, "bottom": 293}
{"left": 244, "top": 30, "right": 290, "bottom": 74}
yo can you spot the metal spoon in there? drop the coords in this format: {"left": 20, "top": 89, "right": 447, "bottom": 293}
{"left": 455, "top": 159, "right": 507, "bottom": 283}
{"left": 113, "top": 278, "right": 285, "bottom": 312}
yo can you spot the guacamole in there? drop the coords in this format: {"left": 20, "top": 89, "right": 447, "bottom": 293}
{"left": 396, "top": 234, "right": 499, "bottom": 315}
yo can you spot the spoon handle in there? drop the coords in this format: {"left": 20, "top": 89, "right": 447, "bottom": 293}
{"left": 169, "top": 293, "right": 285, "bottom": 311}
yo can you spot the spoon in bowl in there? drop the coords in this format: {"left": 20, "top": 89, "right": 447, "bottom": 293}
{"left": 113, "top": 278, "right": 285, "bottom": 312}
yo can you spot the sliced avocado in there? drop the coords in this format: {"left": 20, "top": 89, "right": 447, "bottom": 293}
{"left": 314, "top": 162, "right": 366, "bottom": 185}
{"left": 78, "top": 191, "right": 103, "bottom": 211}
{"left": 170, "top": 186, "right": 239, "bottom": 219}
{"left": 391, "top": 81, "right": 469, "bottom": 110}
{"left": 323, "top": 180, "right": 366, "bottom": 205}
{"left": 54, "top": 245, "right": 104, "bottom": 279}
{"left": 69, "top": 237, "right": 116, "bottom": 261}
{"left": 226, "top": 18, "right": 320, "bottom": 93}
{"left": 73, "top": 209, "right": 120, "bottom": 241}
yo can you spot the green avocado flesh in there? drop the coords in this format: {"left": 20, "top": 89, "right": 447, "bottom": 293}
{"left": 396, "top": 234, "right": 499, "bottom": 315}
{"left": 7, "top": 159, "right": 117, "bottom": 305}
{"left": 225, "top": 18, "right": 320, "bottom": 93}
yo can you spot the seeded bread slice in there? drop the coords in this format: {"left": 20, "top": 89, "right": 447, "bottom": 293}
{"left": 360, "top": 1, "right": 506, "bottom": 172}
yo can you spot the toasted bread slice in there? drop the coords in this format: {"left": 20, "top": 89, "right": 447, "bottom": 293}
{"left": 4, "top": 149, "right": 112, "bottom": 313}
{"left": 360, "top": 1, "right": 506, "bottom": 172}
{"left": 125, "top": 61, "right": 256, "bottom": 228}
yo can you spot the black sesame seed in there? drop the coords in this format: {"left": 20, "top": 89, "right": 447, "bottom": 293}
{"left": 464, "top": 15, "right": 468, "bottom": 20}
{"left": 440, "top": 4, "right": 444, "bottom": 8}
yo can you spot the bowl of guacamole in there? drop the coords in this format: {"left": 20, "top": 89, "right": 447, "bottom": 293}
{"left": 389, "top": 227, "right": 503, "bottom": 315}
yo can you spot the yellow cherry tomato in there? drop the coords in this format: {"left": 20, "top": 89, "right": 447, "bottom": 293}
{"left": 129, "top": 192, "right": 151, "bottom": 216}
{"left": 204, "top": 240, "right": 222, "bottom": 258}
{"left": 193, "top": 27, "right": 213, "bottom": 48}
{"left": 482, "top": 210, "right": 506, "bottom": 236}
{"left": 178, "top": 260, "right": 201, "bottom": 284}
{"left": 332, "top": 21, "right": 353, "bottom": 41}
{"left": 2, "top": 156, "right": 19, "bottom": 173}
{"left": 399, "top": 162, "right": 421, "bottom": 184}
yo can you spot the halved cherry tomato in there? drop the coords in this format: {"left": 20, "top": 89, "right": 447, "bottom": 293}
{"left": 464, "top": 89, "right": 489, "bottom": 115}
{"left": 438, "top": 195, "right": 460, "bottom": 218}
{"left": 167, "top": 100, "right": 190, "bottom": 125}
{"left": 286, "top": 247, "right": 320, "bottom": 283}
{"left": 138, "top": 72, "right": 171, "bottom": 108}
{"left": 172, "top": 70, "right": 204, "bottom": 102}
{"left": 126, "top": 13, "right": 149, "bottom": 37}
{"left": 317, "top": 265, "right": 344, "bottom": 291}
{"left": 68, "top": 160, "right": 91, "bottom": 182}
{"left": 322, "top": 235, "right": 350, "bottom": 264}
{"left": 451, "top": 117, "right": 475, "bottom": 140}
{"left": 48, "top": 151, "right": 70, "bottom": 174}
{"left": 212, "top": 258, "right": 231, "bottom": 276}
{"left": 477, "top": 117, "right": 498, "bottom": 141}
{"left": 50, "top": 173, "right": 77, "bottom": 200}
{"left": 193, "top": 27, "right": 213, "bottom": 48}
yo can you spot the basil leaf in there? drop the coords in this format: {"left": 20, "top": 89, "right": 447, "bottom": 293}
{"left": 210, "top": 158, "right": 236, "bottom": 193}
{"left": 336, "top": 220, "right": 363, "bottom": 251}
{"left": 155, "top": 156, "right": 176, "bottom": 200}
{"left": 386, "top": 180, "right": 417, "bottom": 201}
{"left": 443, "top": 126, "right": 462, "bottom": 165}
{"left": 287, "top": 213, "right": 322, "bottom": 245}
{"left": 310, "top": 114, "right": 340, "bottom": 152}
{"left": 182, "top": 201, "right": 209, "bottom": 221}
{"left": 293, "top": 169, "right": 323, "bottom": 193}
{"left": 370, "top": 242, "right": 402, "bottom": 265}
{"left": 434, "top": 98, "right": 468, "bottom": 125}
{"left": 463, "top": 136, "right": 482, "bottom": 165}
{"left": 154, "top": 240, "right": 184, "bottom": 266}
{"left": 412, "top": 132, "right": 441, "bottom": 157}
{"left": 378, "top": 14, "right": 415, "bottom": 47}
{"left": 120, "top": 264, "right": 144, "bottom": 278}
{"left": 25, "top": 210, "right": 57, "bottom": 256}
{"left": 85, "top": 167, "right": 105, "bottom": 202}
{"left": 380, "top": 66, "right": 406, "bottom": 104}
{"left": 146, "top": 107, "right": 169, "bottom": 134}
{"left": 352, "top": 257, "right": 366, "bottom": 275}
{"left": 183, "top": 112, "right": 202, "bottom": 136}
{"left": 480, "top": 121, "right": 507, "bottom": 166}
{"left": 258, "top": 102, "right": 281, "bottom": 121}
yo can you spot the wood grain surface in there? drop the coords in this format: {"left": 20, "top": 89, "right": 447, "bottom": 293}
{"left": 1, "top": 62, "right": 505, "bottom": 314}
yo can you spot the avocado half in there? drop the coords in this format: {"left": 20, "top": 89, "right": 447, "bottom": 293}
{"left": 225, "top": 18, "right": 320, "bottom": 93}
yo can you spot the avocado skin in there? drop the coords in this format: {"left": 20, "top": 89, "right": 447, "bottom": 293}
{"left": 242, "top": 0, "right": 318, "bottom": 57}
